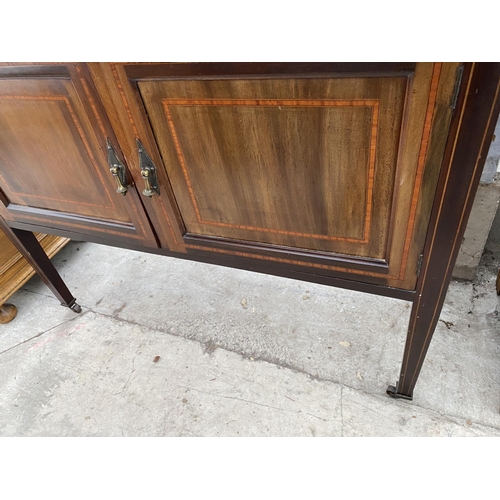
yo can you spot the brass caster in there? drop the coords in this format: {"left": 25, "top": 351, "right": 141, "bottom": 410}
{"left": 63, "top": 299, "right": 82, "bottom": 314}
{"left": 70, "top": 302, "right": 82, "bottom": 314}
{"left": 386, "top": 384, "right": 413, "bottom": 401}
{"left": 0, "top": 303, "right": 18, "bottom": 324}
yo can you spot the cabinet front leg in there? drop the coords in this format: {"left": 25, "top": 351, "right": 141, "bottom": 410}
{"left": 388, "top": 62, "right": 500, "bottom": 401}
{"left": 387, "top": 288, "right": 444, "bottom": 401}
{"left": 0, "top": 220, "right": 81, "bottom": 313}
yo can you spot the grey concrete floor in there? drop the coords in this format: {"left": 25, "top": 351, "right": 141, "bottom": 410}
{"left": 1, "top": 229, "right": 499, "bottom": 436}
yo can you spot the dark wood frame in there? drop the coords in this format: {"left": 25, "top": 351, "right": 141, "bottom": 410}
{"left": 389, "top": 62, "right": 500, "bottom": 399}
{"left": 1, "top": 62, "right": 499, "bottom": 401}
{"left": 92, "top": 62, "right": 458, "bottom": 294}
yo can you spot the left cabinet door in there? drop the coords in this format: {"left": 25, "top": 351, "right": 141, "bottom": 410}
{"left": 0, "top": 64, "right": 158, "bottom": 248}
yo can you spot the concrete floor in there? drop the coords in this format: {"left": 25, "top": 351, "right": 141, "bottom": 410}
{"left": 1, "top": 226, "right": 499, "bottom": 436}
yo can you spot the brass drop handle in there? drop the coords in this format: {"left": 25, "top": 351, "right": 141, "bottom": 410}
{"left": 141, "top": 168, "right": 155, "bottom": 198}
{"left": 110, "top": 165, "right": 127, "bottom": 195}
{"left": 106, "top": 139, "right": 128, "bottom": 196}
{"left": 137, "top": 139, "right": 159, "bottom": 198}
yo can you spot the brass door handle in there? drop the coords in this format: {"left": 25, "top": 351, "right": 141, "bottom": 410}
{"left": 137, "top": 139, "right": 159, "bottom": 198}
{"left": 106, "top": 139, "right": 128, "bottom": 196}
{"left": 141, "top": 168, "right": 155, "bottom": 197}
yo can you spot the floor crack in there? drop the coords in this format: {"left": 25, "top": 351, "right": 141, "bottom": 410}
{"left": 178, "top": 385, "right": 328, "bottom": 422}
{"left": 340, "top": 386, "right": 344, "bottom": 437}
{"left": 113, "top": 353, "right": 137, "bottom": 395}
{"left": 18, "top": 288, "right": 54, "bottom": 300}
{"left": 0, "top": 313, "right": 84, "bottom": 356}
{"left": 179, "top": 385, "right": 290, "bottom": 412}
{"left": 61, "top": 308, "right": 500, "bottom": 432}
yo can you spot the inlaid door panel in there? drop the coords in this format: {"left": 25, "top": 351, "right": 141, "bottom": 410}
{"left": 115, "top": 63, "right": 460, "bottom": 289}
{"left": 140, "top": 78, "right": 407, "bottom": 260}
{"left": 0, "top": 64, "right": 158, "bottom": 247}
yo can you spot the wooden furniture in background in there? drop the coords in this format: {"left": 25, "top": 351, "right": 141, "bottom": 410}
{"left": 0, "top": 62, "right": 498, "bottom": 400}
{"left": 0, "top": 228, "right": 69, "bottom": 323}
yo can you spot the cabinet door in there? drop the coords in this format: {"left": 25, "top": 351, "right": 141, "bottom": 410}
{"left": 0, "top": 64, "right": 157, "bottom": 248}
{"left": 110, "top": 63, "right": 461, "bottom": 290}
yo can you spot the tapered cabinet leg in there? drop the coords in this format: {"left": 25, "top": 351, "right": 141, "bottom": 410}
{"left": 388, "top": 62, "right": 500, "bottom": 401}
{"left": 387, "top": 292, "right": 443, "bottom": 401}
{"left": 0, "top": 220, "right": 81, "bottom": 313}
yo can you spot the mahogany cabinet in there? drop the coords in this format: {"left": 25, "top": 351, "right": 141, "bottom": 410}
{"left": 0, "top": 62, "right": 498, "bottom": 401}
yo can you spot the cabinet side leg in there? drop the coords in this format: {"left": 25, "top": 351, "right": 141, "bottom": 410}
{"left": 388, "top": 62, "right": 500, "bottom": 400}
{"left": 387, "top": 285, "right": 448, "bottom": 400}
{"left": 0, "top": 220, "right": 81, "bottom": 313}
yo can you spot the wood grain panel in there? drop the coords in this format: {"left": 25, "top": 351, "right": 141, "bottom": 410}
{"left": 101, "top": 62, "right": 460, "bottom": 289}
{"left": 140, "top": 77, "right": 407, "bottom": 260}
{"left": 165, "top": 99, "right": 376, "bottom": 241}
{"left": 0, "top": 67, "right": 159, "bottom": 248}
{"left": 0, "top": 92, "right": 130, "bottom": 221}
